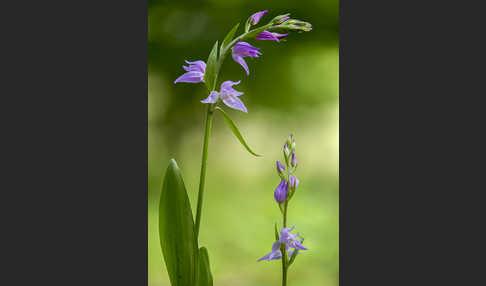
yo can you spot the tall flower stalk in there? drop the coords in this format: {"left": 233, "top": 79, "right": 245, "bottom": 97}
{"left": 174, "top": 10, "right": 312, "bottom": 242}
{"left": 258, "top": 134, "right": 308, "bottom": 286}
{"left": 161, "top": 10, "right": 311, "bottom": 286}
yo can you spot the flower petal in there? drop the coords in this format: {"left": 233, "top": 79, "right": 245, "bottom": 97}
{"left": 273, "top": 32, "right": 289, "bottom": 40}
{"left": 174, "top": 71, "right": 204, "bottom": 84}
{"left": 222, "top": 94, "right": 248, "bottom": 113}
{"left": 220, "top": 80, "right": 244, "bottom": 97}
{"left": 232, "top": 54, "right": 250, "bottom": 75}
{"left": 201, "top": 91, "right": 219, "bottom": 104}
{"left": 292, "top": 240, "right": 308, "bottom": 250}
{"left": 256, "top": 30, "right": 280, "bottom": 42}
{"left": 257, "top": 252, "right": 272, "bottom": 262}
{"left": 271, "top": 241, "right": 281, "bottom": 252}
{"left": 184, "top": 60, "right": 206, "bottom": 73}
{"left": 233, "top": 42, "right": 262, "bottom": 58}
{"left": 268, "top": 249, "right": 282, "bottom": 260}
{"left": 221, "top": 80, "right": 241, "bottom": 91}
{"left": 257, "top": 249, "right": 282, "bottom": 262}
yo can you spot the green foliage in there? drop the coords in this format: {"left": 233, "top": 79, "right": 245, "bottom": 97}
{"left": 288, "top": 249, "right": 299, "bottom": 266}
{"left": 197, "top": 247, "right": 214, "bottom": 286}
{"left": 215, "top": 106, "right": 262, "bottom": 157}
{"left": 159, "top": 159, "right": 198, "bottom": 286}
{"left": 220, "top": 23, "right": 240, "bottom": 57}
{"left": 204, "top": 41, "right": 219, "bottom": 91}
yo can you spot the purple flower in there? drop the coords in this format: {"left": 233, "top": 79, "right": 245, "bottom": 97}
{"left": 232, "top": 42, "right": 262, "bottom": 76}
{"left": 257, "top": 241, "right": 282, "bottom": 262}
{"left": 289, "top": 175, "right": 299, "bottom": 190}
{"left": 250, "top": 10, "right": 268, "bottom": 25}
{"left": 276, "top": 160, "right": 285, "bottom": 174}
{"left": 279, "top": 227, "right": 307, "bottom": 251}
{"left": 291, "top": 153, "right": 297, "bottom": 167}
{"left": 274, "top": 179, "right": 288, "bottom": 203}
{"left": 174, "top": 60, "right": 206, "bottom": 84}
{"left": 258, "top": 226, "right": 307, "bottom": 262}
{"left": 200, "top": 80, "right": 247, "bottom": 113}
{"left": 256, "top": 30, "right": 289, "bottom": 42}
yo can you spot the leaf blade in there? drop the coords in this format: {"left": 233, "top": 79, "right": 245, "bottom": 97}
{"left": 220, "top": 23, "right": 240, "bottom": 55}
{"left": 197, "top": 247, "right": 213, "bottom": 286}
{"left": 215, "top": 106, "right": 262, "bottom": 157}
{"left": 159, "top": 159, "right": 198, "bottom": 286}
{"left": 204, "top": 41, "right": 219, "bottom": 91}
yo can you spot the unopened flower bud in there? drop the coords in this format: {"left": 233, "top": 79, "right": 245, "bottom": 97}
{"left": 271, "top": 14, "right": 291, "bottom": 25}
{"left": 283, "top": 20, "right": 312, "bottom": 32}
{"left": 291, "top": 153, "right": 297, "bottom": 167}
{"left": 250, "top": 10, "right": 268, "bottom": 25}
{"left": 286, "top": 134, "right": 293, "bottom": 148}
{"left": 274, "top": 179, "right": 288, "bottom": 203}
{"left": 289, "top": 175, "right": 299, "bottom": 191}
{"left": 291, "top": 139, "right": 296, "bottom": 150}
{"left": 276, "top": 160, "right": 285, "bottom": 174}
{"left": 284, "top": 142, "right": 290, "bottom": 157}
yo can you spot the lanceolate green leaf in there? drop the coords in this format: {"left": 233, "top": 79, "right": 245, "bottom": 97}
{"left": 220, "top": 23, "right": 240, "bottom": 56}
{"left": 159, "top": 159, "right": 198, "bottom": 286}
{"left": 197, "top": 247, "right": 213, "bottom": 286}
{"left": 215, "top": 106, "right": 262, "bottom": 157}
{"left": 204, "top": 41, "right": 219, "bottom": 91}
{"left": 289, "top": 237, "right": 305, "bottom": 267}
{"left": 288, "top": 249, "right": 299, "bottom": 266}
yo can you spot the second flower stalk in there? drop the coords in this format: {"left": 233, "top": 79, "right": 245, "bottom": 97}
{"left": 259, "top": 134, "right": 308, "bottom": 286}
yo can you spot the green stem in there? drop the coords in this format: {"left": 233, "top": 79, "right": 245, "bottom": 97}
{"left": 282, "top": 201, "right": 288, "bottom": 286}
{"left": 219, "top": 23, "right": 273, "bottom": 63}
{"left": 281, "top": 169, "right": 291, "bottom": 286}
{"left": 194, "top": 21, "right": 278, "bottom": 241}
{"left": 194, "top": 104, "right": 215, "bottom": 240}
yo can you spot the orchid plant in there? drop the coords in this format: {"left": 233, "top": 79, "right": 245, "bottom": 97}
{"left": 159, "top": 10, "right": 311, "bottom": 286}
{"left": 258, "top": 134, "right": 308, "bottom": 286}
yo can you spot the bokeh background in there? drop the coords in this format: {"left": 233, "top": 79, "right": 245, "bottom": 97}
{"left": 149, "top": 0, "right": 338, "bottom": 285}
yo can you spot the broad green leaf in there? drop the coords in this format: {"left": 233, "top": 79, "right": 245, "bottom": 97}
{"left": 215, "top": 106, "right": 262, "bottom": 157}
{"left": 204, "top": 41, "right": 219, "bottom": 91}
{"left": 197, "top": 247, "right": 213, "bottom": 286}
{"left": 159, "top": 159, "right": 198, "bottom": 286}
{"left": 220, "top": 23, "right": 240, "bottom": 56}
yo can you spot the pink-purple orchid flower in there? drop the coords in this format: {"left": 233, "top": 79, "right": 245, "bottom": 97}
{"left": 174, "top": 60, "right": 206, "bottom": 84}
{"left": 201, "top": 80, "right": 248, "bottom": 113}
{"left": 232, "top": 41, "right": 262, "bottom": 76}
{"left": 256, "top": 30, "right": 289, "bottom": 42}
{"left": 258, "top": 227, "right": 308, "bottom": 262}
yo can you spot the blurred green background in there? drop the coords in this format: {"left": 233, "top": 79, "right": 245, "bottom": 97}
{"left": 149, "top": 0, "right": 338, "bottom": 285}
